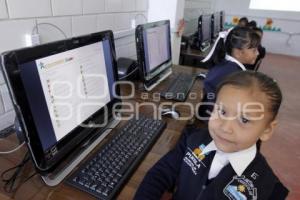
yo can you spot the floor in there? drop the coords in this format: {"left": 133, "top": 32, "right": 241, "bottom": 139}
{"left": 258, "top": 53, "right": 300, "bottom": 200}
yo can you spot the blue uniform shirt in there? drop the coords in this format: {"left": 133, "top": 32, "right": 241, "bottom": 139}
{"left": 134, "top": 128, "right": 289, "bottom": 200}
{"left": 204, "top": 56, "right": 246, "bottom": 103}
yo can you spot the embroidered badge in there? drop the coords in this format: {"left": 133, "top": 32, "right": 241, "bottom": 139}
{"left": 251, "top": 172, "right": 259, "bottom": 180}
{"left": 183, "top": 145, "right": 208, "bottom": 175}
{"left": 223, "top": 175, "right": 258, "bottom": 200}
{"left": 193, "top": 144, "right": 207, "bottom": 160}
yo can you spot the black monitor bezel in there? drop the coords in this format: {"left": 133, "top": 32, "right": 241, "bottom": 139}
{"left": 220, "top": 11, "right": 225, "bottom": 31}
{"left": 135, "top": 20, "right": 172, "bottom": 82}
{"left": 0, "top": 30, "right": 121, "bottom": 173}
{"left": 198, "top": 14, "right": 212, "bottom": 45}
{"left": 212, "top": 12, "right": 221, "bottom": 38}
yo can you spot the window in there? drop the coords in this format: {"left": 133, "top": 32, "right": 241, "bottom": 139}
{"left": 249, "top": 0, "right": 300, "bottom": 12}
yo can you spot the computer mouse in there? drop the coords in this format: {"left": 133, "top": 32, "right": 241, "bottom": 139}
{"left": 197, "top": 72, "right": 207, "bottom": 79}
{"left": 161, "top": 108, "right": 180, "bottom": 120}
{"left": 117, "top": 57, "right": 139, "bottom": 80}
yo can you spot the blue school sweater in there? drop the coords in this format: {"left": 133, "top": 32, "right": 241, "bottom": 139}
{"left": 134, "top": 127, "right": 288, "bottom": 200}
{"left": 204, "top": 58, "right": 245, "bottom": 103}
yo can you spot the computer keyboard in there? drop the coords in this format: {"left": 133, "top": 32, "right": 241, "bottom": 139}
{"left": 160, "top": 73, "right": 196, "bottom": 101}
{"left": 66, "top": 115, "right": 166, "bottom": 200}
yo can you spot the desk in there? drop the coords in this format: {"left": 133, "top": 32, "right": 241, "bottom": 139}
{"left": 0, "top": 65, "right": 206, "bottom": 200}
{"left": 179, "top": 45, "right": 212, "bottom": 68}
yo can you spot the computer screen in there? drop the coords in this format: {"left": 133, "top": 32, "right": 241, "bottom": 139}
{"left": 198, "top": 14, "right": 212, "bottom": 46}
{"left": 135, "top": 20, "right": 172, "bottom": 91}
{"left": 212, "top": 12, "right": 221, "bottom": 38}
{"left": 1, "top": 31, "right": 120, "bottom": 173}
{"left": 183, "top": 18, "right": 198, "bottom": 37}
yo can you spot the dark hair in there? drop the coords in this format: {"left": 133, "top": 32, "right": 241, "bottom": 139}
{"left": 247, "top": 20, "right": 257, "bottom": 28}
{"left": 238, "top": 17, "right": 249, "bottom": 27}
{"left": 225, "top": 26, "right": 260, "bottom": 55}
{"left": 253, "top": 27, "right": 263, "bottom": 35}
{"left": 213, "top": 27, "right": 260, "bottom": 65}
{"left": 216, "top": 71, "right": 282, "bottom": 120}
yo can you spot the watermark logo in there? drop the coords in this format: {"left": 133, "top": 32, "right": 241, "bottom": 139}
{"left": 47, "top": 79, "right": 266, "bottom": 127}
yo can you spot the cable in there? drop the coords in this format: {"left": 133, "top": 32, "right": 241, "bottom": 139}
{"left": 10, "top": 171, "right": 38, "bottom": 196}
{"left": 1, "top": 152, "right": 30, "bottom": 193}
{"left": 32, "top": 22, "right": 68, "bottom": 39}
{"left": 134, "top": 13, "right": 147, "bottom": 24}
{"left": 0, "top": 142, "right": 25, "bottom": 154}
{"left": 118, "top": 67, "right": 138, "bottom": 80}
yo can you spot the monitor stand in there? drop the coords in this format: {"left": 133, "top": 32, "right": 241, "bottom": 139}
{"left": 200, "top": 43, "right": 211, "bottom": 52}
{"left": 40, "top": 116, "right": 121, "bottom": 186}
{"left": 144, "top": 68, "right": 172, "bottom": 91}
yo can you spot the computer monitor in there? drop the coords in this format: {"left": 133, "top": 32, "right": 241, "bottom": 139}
{"left": 220, "top": 11, "right": 225, "bottom": 31}
{"left": 198, "top": 14, "right": 212, "bottom": 51}
{"left": 135, "top": 20, "right": 172, "bottom": 91}
{"left": 212, "top": 12, "right": 221, "bottom": 39}
{"left": 0, "top": 31, "right": 121, "bottom": 183}
{"left": 183, "top": 18, "right": 198, "bottom": 37}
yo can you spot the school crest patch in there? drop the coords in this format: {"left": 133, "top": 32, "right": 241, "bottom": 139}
{"left": 223, "top": 175, "right": 258, "bottom": 200}
{"left": 183, "top": 144, "right": 208, "bottom": 175}
{"left": 193, "top": 144, "right": 207, "bottom": 160}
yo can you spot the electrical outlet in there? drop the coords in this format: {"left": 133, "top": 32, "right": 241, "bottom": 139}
{"left": 31, "top": 34, "right": 40, "bottom": 45}
{"left": 24, "top": 34, "right": 40, "bottom": 46}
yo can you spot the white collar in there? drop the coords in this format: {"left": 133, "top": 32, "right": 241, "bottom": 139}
{"left": 225, "top": 54, "right": 247, "bottom": 71}
{"left": 201, "top": 28, "right": 233, "bottom": 63}
{"left": 202, "top": 141, "right": 257, "bottom": 176}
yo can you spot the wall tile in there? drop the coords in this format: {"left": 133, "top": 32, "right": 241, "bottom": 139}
{"left": 72, "top": 15, "right": 97, "bottom": 36}
{"left": 97, "top": 14, "right": 115, "bottom": 31}
{"left": 0, "top": 71, "right": 4, "bottom": 85}
{"left": 114, "top": 34, "right": 135, "bottom": 46}
{"left": 122, "top": 0, "right": 135, "bottom": 12}
{"left": 115, "top": 43, "right": 136, "bottom": 58}
{"left": 0, "top": 19, "right": 36, "bottom": 54}
{"left": 83, "top": 0, "right": 105, "bottom": 14}
{"left": 6, "top": 0, "right": 51, "bottom": 18}
{"left": 131, "top": 12, "right": 147, "bottom": 26}
{"left": 0, "top": 85, "right": 13, "bottom": 112}
{"left": 52, "top": 0, "right": 82, "bottom": 16}
{"left": 0, "top": 110, "right": 15, "bottom": 130}
{"left": 37, "top": 17, "right": 72, "bottom": 43}
{"left": 0, "top": 0, "right": 8, "bottom": 19}
{"left": 0, "top": 95, "right": 4, "bottom": 115}
{"left": 114, "top": 13, "right": 131, "bottom": 31}
{"left": 136, "top": 0, "right": 148, "bottom": 11}
{"left": 105, "top": 0, "right": 122, "bottom": 12}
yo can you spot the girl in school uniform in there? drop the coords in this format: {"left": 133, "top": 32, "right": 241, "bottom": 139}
{"left": 199, "top": 26, "right": 260, "bottom": 120}
{"left": 134, "top": 71, "right": 289, "bottom": 200}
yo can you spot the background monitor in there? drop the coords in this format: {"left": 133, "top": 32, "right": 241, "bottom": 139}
{"left": 220, "top": 11, "right": 225, "bottom": 31}
{"left": 183, "top": 18, "right": 198, "bottom": 37}
{"left": 1, "top": 30, "right": 121, "bottom": 174}
{"left": 135, "top": 20, "right": 172, "bottom": 91}
{"left": 212, "top": 12, "right": 221, "bottom": 38}
{"left": 198, "top": 14, "right": 212, "bottom": 50}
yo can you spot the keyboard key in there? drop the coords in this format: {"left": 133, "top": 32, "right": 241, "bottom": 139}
{"left": 160, "top": 73, "right": 195, "bottom": 101}
{"left": 66, "top": 115, "right": 166, "bottom": 200}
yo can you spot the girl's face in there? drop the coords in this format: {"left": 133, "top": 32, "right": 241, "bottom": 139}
{"left": 238, "top": 47, "right": 259, "bottom": 65}
{"left": 208, "top": 85, "right": 277, "bottom": 153}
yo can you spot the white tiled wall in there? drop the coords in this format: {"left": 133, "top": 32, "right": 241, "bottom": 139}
{"left": 72, "top": 15, "right": 98, "bottom": 36}
{"left": 36, "top": 17, "right": 72, "bottom": 43}
{"left": 52, "top": 0, "right": 82, "bottom": 16}
{"left": 105, "top": 0, "right": 122, "bottom": 12}
{"left": 97, "top": 14, "right": 115, "bottom": 31}
{"left": 184, "top": 0, "right": 214, "bottom": 20}
{"left": 0, "top": 0, "right": 8, "bottom": 19}
{"left": 83, "top": 0, "right": 105, "bottom": 14}
{"left": 0, "top": 85, "right": 13, "bottom": 112}
{"left": 0, "top": 0, "right": 148, "bottom": 131}
{"left": 7, "top": 0, "right": 52, "bottom": 19}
